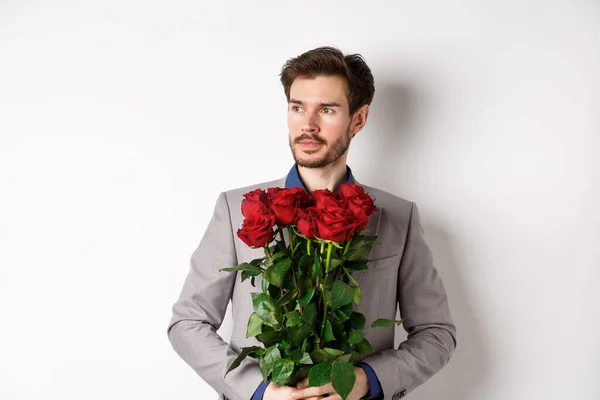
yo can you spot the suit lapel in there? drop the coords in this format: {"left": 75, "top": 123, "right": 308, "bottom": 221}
{"left": 353, "top": 206, "right": 382, "bottom": 285}
{"left": 350, "top": 178, "right": 383, "bottom": 285}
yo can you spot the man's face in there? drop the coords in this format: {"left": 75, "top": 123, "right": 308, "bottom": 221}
{"left": 287, "top": 75, "right": 354, "bottom": 169}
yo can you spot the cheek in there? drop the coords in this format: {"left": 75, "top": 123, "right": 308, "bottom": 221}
{"left": 287, "top": 115, "right": 303, "bottom": 131}
{"left": 320, "top": 119, "right": 348, "bottom": 135}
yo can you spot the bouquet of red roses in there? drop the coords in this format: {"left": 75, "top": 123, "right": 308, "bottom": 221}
{"left": 221, "top": 183, "right": 402, "bottom": 400}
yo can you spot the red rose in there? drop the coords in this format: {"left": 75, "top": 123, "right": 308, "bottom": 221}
{"left": 314, "top": 208, "right": 358, "bottom": 243}
{"left": 243, "top": 188, "right": 268, "bottom": 203}
{"left": 241, "top": 199, "right": 272, "bottom": 219}
{"left": 337, "top": 183, "right": 377, "bottom": 231}
{"left": 295, "top": 207, "right": 320, "bottom": 239}
{"left": 237, "top": 214, "right": 276, "bottom": 248}
{"left": 311, "top": 189, "right": 347, "bottom": 213}
{"left": 267, "top": 187, "right": 309, "bottom": 226}
{"left": 241, "top": 189, "right": 272, "bottom": 219}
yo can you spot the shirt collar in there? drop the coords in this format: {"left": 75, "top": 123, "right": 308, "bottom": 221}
{"left": 284, "top": 163, "right": 355, "bottom": 193}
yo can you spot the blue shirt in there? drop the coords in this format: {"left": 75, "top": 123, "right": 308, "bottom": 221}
{"left": 250, "top": 164, "right": 383, "bottom": 400}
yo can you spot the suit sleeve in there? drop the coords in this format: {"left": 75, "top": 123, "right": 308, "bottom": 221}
{"left": 167, "top": 192, "right": 264, "bottom": 400}
{"left": 360, "top": 202, "right": 457, "bottom": 399}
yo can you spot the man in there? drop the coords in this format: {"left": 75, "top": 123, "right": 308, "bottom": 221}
{"left": 167, "top": 46, "right": 457, "bottom": 400}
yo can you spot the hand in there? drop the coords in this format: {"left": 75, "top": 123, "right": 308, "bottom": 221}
{"left": 263, "top": 382, "right": 296, "bottom": 400}
{"left": 289, "top": 366, "right": 369, "bottom": 400}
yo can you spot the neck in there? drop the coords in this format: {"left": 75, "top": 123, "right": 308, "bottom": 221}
{"left": 297, "top": 157, "right": 348, "bottom": 193}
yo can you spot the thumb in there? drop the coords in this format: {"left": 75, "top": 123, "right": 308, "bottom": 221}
{"left": 296, "top": 378, "right": 308, "bottom": 389}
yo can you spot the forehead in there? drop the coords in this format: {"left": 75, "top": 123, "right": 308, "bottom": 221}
{"left": 289, "top": 75, "right": 349, "bottom": 106}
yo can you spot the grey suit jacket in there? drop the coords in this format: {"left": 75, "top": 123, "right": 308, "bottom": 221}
{"left": 167, "top": 174, "right": 457, "bottom": 400}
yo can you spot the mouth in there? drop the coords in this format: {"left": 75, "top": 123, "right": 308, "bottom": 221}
{"left": 297, "top": 141, "right": 324, "bottom": 150}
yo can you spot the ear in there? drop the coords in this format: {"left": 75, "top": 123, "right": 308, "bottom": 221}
{"left": 350, "top": 104, "right": 370, "bottom": 137}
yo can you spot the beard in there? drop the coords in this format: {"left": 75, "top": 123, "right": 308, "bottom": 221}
{"left": 289, "top": 125, "right": 353, "bottom": 169}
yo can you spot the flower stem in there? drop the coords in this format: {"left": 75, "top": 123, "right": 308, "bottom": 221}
{"left": 320, "top": 242, "right": 334, "bottom": 342}
{"left": 284, "top": 227, "right": 298, "bottom": 290}
{"left": 264, "top": 245, "right": 286, "bottom": 312}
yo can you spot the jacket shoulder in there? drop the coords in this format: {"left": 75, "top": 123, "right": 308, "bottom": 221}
{"left": 359, "top": 184, "right": 415, "bottom": 216}
{"left": 221, "top": 177, "right": 286, "bottom": 204}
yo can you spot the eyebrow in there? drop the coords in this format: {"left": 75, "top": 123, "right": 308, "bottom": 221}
{"left": 289, "top": 98, "right": 342, "bottom": 108}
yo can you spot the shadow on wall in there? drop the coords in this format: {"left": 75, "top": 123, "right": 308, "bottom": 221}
{"left": 399, "top": 225, "right": 489, "bottom": 400}
{"left": 360, "top": 81, "right": 417, "bottom": 188}
{"left": 367, "top": 82, "right": 489, "bottom": 399}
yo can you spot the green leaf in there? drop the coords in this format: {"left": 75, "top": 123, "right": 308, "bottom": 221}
{"left": 276, "top": 257, "right": 293, "bottom": 272}
{"left": 271, "top": 359, "right": 295, "bottom": 385}
{"left": 280, "top": 340, "right": 291, "bottom": 351}
{"left": 344, "top": 263, "right": 369, "bottom": 271}
{"left": 350, "top": 350, "right": 361, "bottom": 364}
{"left": 349, "top": 312, "right": 366, "bottom": 330}
{"left": 276, "top": 288, "right": 299, "bottom": 308}
{"left": 253, "top": 348, "right": 265, "bottom": 358}
{"left": 323, "top": 320, "right": 335, "bottom": 342}
{"left": 220, "top": 262, "right": 263, "bottom": 275}
{"left": 300, "top": 352, "right": 313, "bottom": 365}
{"left": 352, "top": 286, "right": 361, "bottom": 305}
{"left": 251, "top": 293, "right": 279, "bottom": 326}
{"left": 347, "top": 330, "right": 364, "bottom": 345}
{"left": 308, "top": 362, "right": 331, "bottom": 387}
{"left": 335, "top": 309, "right": 350, "bottom": 323}
{"left": 336, "top": 353, "right": 352, "bottom": 363}
{"left": 262, "top": 266, "right": 281, "bottom": 288}
{"left": 250, "top": 257, "right": 266, "bottom": 266}
{"left": 310, "top": 347, "right": 345, "bottom": 363}
{"left": 343, "top": 268, "right": 359, "bottom": 285}
{"left": 343, "top": 243, "right": 373, "bottom": 261}
{"left": 246, "top": 312, "right": 263, "bottom": 338}
{"left": 299, "top": 254, "right": 313, "bottom": 271}
{"left": 259, "top": 358, "right": 269, "bottom": 382}
{"left": 241, "top": 271, "right": 250, "bottom": 282}
{"left": 369, "top": 318, "right": 404, "bottom": 328}
{"left": 323, "top": 347, "right": 344, "bottom": 357}
{"left": 354, "top": 338, "right": 374, "bottom": 354}
{"left": 331, "top": 360, "right": 356, "bottom": 400}
{"left": 289, "top": 349, "right": 303, "bottom": 365}
{"left": 263, "top": 257, "right": 293, "bottom": 288}
{"left": 225, "top": 346, "right": 261, "bottom": 377}
{"left": 256, "top": 331, "right": 281, "bottom": 347}
{"left": 287, "top": 324, "right": 313, "bottom": 347}
{"left": 301, "top": 338, "right": 309, "bottom": 352}
{"left": 328, "top": 258, "right": 343, "bottom": 271}
{"left": 284, "top": 310, "right": 302, "bottom": 328}
{"left": 271, "top": 250, "right": 287, "bottom": 262}
{"left": 330, "top": 280, "right": 354, "bottom": 308}
{"left": 298, "top": 287, "right": 316, "bottom": 307}
{"left": 260, "top": 346, "right": 281, "bottom": 380}
{"left": 339, "top": 303, "right": 353, "bottom": 319}
{"left": 302, "top": 302, "right": 318, "bottom": 326}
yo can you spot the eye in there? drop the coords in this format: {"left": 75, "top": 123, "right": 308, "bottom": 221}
{"left": 321, "top": 108, "right": 334, "bottom": 114}
{"left": 291, "top": 105, "right": 303, "bottom": 112}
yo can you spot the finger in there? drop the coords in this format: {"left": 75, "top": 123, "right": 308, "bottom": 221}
{"left": 291, "top": 382, "right": 334, "bottom": 399}
{"left": 296, "top": 378, "right": 309, "bottom": 389}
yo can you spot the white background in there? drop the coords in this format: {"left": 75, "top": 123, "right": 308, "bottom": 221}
{"left": 1, "top": 1, "right": 598, "bottom": 399}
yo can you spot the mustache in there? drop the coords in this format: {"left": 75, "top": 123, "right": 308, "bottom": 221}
{"left": 294, "top": 134, "right": 326, "bottom": 144}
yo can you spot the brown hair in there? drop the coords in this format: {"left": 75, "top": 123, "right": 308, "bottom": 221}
{"left": 279, "top": 46, "right": 375, "bottom": 115}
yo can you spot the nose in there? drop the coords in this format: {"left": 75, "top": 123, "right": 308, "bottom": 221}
{"left": 301, "top": 111, "right": 319, "bottom": 134}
